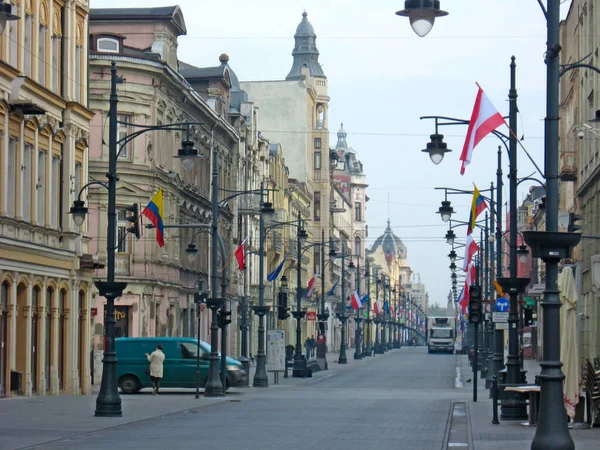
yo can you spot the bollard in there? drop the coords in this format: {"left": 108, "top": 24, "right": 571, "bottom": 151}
{"left": 492, "top": 375, "right": 500, "bottom": 425}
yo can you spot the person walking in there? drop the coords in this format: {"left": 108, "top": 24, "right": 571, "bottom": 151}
{"left": 304, "top": 337, "right": 312, "bottom": 360}
{"left": 310, "top": 335, "right": 317, "bottom": 358}
{"left": 145, "top": 344, "right": 165, "bottom": 395}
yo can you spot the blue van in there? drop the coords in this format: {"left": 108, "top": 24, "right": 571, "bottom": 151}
{"left": 115, "top": 337, "right": 246, "bottom": 394}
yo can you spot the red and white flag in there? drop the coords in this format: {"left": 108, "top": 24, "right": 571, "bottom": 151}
{"left": 373, "top": 297, "right": 381, "bottom": 315}
{"left": 306, "top": 273, "right": 319, "bottom": 299}
{"left": 462, "top": 233, "right": 480, "bottom": 271}
{"left": 350, "top": 291, "right": 362, "bottom": 309}
{"left": 460, "top": 84, "right": 506, "bottom": 175}
{"left": 389, "top": 306, "right": 395, "bottom": 319}
{"left": 234, "top": 236, "right": 248, "bottom": 271}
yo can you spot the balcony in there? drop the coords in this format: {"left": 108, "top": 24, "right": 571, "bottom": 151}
{"left": 115, "top": 252, "right": 131, "bottom": 276}
{"left": 559, "top": 151, "right": 577, "bottom": 182}
{"left": 268, "top": 231, "right": 283, "bottom": 253}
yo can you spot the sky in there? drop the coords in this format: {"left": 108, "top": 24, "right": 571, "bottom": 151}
{"left": 91, "top": 0, "right": 572, "bottom": 308}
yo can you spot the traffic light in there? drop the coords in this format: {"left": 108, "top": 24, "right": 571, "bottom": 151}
{"left": 125, "top": 203, "right": 140, "bottom": 239}
{"left": 217, "top": 308, "right": 232, "bottom": 328}
{"left": 568, "top": 212, "right": 582, "bottom": 233}
{"left": 278, "top": 291, "right": 290, "bottom": 320}
{"left": 469, "top": 285, "right": 482, "bottom": 324}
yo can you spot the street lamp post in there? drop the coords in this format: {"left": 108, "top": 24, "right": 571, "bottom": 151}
{"left": 335, "top": 243, "right": 349, "bottom": 364}
{"left": 70, "top": 63, "right": 201, "bottom": 415}
{"left": 373, "top": 273, "right": 381, "bottom": 354}
{"left": 354, "top": 259, "right": 363, "bottom": 360}
{"left": 317, "top": 230, "right": 330, "bottom": 370}
{"left": 292, "top": 213, "right": 309, "bottom": 376}
{"left": 363, "top": 258, "right": 372, "bottom": 357}
{"left": 398, "top": 2, "right": 578, "bottom": 447}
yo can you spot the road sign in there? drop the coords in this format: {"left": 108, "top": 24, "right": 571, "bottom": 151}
{"left": 306, "top": 311, "right": 317, "bottom": 321}
{"left": 495, "top": 323, "right": 509, "bottom": 330}
{"left": 495, "top": 297, "right": 510, "bottom": 312}
{"left": 492, "top": 312, "right": 509, "bottom": 323}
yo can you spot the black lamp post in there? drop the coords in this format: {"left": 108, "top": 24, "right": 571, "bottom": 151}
{"left": 317, "top": 230, "right": 330, "bottom": 370}
{"left": 352, "top": 260, "right": 362, "bottom": 360}
{"left": 400, "top": 2, "right": 580, "bottom": 446}
{"left": 70, "top": 62, "right": 203, "bottom": 415}
{"left": 363, "top": 259, "right": 372, "bottom": 357}
{"left": 292, "top": 213, "right": 309, "bottom": 376}
{"left": 333, "top": 243, "right": 350, "bottom": 364}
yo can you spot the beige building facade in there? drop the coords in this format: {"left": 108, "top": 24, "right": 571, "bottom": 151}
{"left": 0, "top": 0, "right": 94, "bottom": 397}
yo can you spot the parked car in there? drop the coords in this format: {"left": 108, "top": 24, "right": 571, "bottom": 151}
{"left": 115, "top": 337, "right": 246, "bottom": 394}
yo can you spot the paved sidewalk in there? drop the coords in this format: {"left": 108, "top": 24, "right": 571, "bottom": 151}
{"left": 457, "top": 355, "right": 600, "bottom": 449}
{"left": 0, "top": 390, "right": 229, "bottom": 450}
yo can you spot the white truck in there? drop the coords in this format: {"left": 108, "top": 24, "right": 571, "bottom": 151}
{"left": 427, "top": 317, "right": 456, "bottom": 354}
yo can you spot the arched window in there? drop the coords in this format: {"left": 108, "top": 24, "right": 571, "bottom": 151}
{"left": 97, "top": 37, "right": 119, "bottom": 53}
{"left": 52, "top": 10, "right": 62, "bottom": 95}
{"left": 39, "top": 2, "right": 48, "bottom": 86}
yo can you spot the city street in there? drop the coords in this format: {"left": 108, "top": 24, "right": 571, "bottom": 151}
{"left": 3, "top": 348, "right": 458, "bottom": 450}
{"left": 3, "top": 348, "right": 600, "bottom": 450}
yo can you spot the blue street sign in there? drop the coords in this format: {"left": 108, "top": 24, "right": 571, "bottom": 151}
{"left": 495, "top": 297, "right": 510, "bottom": 312}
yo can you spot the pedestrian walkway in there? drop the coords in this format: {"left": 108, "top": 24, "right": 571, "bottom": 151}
{"left": 0, "top": 390, "right": 228, "bottom": 449}
{"left": 456, "top": 355, "right": 600, "bottom": 449}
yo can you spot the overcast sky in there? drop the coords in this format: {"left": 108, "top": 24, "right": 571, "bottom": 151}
{"left": 92, "top": 0, "right": 572, "bottom": 308}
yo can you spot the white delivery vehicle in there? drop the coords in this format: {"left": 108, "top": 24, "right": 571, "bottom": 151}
{"left": 427, "top": 317, "right": 456, "bottom": 354}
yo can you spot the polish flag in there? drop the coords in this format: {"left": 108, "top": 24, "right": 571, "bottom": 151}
{"left": 350, "top": 291, "right": 362, "bottom": 309}
{"left": 373, "top": 298, "right": 381, "bottom": 315}
{"left": 460, "top": 84, "right": 507, "bottom": 175}
{"left": 234, "top": 236, "right": 248, "bottom": 270}
{"left": 462, "top": 233, "right": 479, "bottom": 271}
{"left": 306, "top": 273, "right": 319, "bottom": 299}
{"left": 389, "top": 306, "right": 395, "bottom": 319}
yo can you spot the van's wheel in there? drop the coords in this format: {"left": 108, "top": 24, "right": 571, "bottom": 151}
{"left": 119, "top": 375, "right": 141, "bottom": 394}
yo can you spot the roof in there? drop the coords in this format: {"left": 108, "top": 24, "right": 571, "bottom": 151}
{"left": 371, "top": 220, "right": 407, "bottom": 265}
{"left": 286, "top": 11, "right": 326, "bottom": 80}
{"left": 90, "top": 6, "right": 187, "bottom": 35}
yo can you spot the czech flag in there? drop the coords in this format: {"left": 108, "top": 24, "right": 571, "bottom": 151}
{"left": 351, "top": 291, "right": 362, "bottom": 309}
{"left": 142, "top": 188, "right": 165, "bottom": 247}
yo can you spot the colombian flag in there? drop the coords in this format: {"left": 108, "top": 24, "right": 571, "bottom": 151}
{"left": 142, "top": 188, "right": 165, "bottom": 247}
{"left": 467, "top": 184, "right": 488, "bottom": 235}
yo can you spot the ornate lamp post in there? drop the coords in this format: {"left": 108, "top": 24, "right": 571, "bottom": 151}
{"left": 400, "top": 2, "right": 582, "bottom": 446}
{"left": 0, "top": 1, "right": 18, "bottom": 34}
{"left": 352, "top": 260, "right": 363, "bottom": 360}
{"left": 363, "top": 258, "right": 372, "bottom": 357}
{"left": 70, "top": 63, "right": 203, "bottom": 415}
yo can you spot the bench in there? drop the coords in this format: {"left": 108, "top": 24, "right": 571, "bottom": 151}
{"left": 504, "top": 385, "right": 541, "bottom": 426}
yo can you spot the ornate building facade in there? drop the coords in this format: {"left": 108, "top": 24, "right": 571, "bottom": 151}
{"left": 0, "top": 0, "right": 94, "bottom": 397}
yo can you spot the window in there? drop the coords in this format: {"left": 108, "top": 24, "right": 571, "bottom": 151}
{"left": 314, "top": 137, "right": 321, "bottom": 149}
{"left": 7, "top": 138, "right": 16, "bottom": 217}
{"left": 9, "top": 20, "right": 17, "bottom": 67}
{"left": 52, "top": 33, "right": 61, "bottom": 94}
{"left": 39, "top": 24, "right": 47, "bottom": 85}
{"left": 51, "top": 155, "right": 60, "bottom": 228}
{"left": 314, "top": 192, "right": 321, "bottom": 221}
{"left": 97, "top": 37, "right": 119, "bottom": 53}
{"left": 314, "top": 151, "right": 321, "bottom": 170}
{"left": 23, "top": 144, "right": 32, "bottom": 222}
{"left": 355, "top": 201, "right": 362, "bottom": 221}
{"left": 116, "top": 209, "right": 130, "bottom": 253}
{"left": 37, "top": 151, "right": 46, "bottom": 225}
{"left": 25, "top": 13, "right": 32, "bottom": 76}
{"left": 75, "top": 44, "right": 81, "bottom": 102}
{"left": 74, "top": 162, "right": 82, "bottom": 200}
{"left": 117, "top": 115, "right": 131, "bottom": 159}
